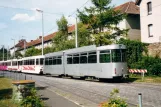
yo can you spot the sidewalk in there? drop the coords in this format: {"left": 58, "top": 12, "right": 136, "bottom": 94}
{"left": 36, "top": 85, "right": 80, "bottom": 107}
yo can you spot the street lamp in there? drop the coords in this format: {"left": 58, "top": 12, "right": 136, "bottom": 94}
{"left": 36, "top": 9, "right": 44, "bottom": 55}
{"left": 68, "top": 15, "right": 78, "bottom": 48}
{"left": 11, "top": 38, "right": 15, "bottom": 59}
{"left": 22, "top": 36, "right": 26, "bottom": 57}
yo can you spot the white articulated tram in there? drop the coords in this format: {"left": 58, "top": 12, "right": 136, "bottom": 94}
{"left": 44, "top": 44, "right": 128, "bottom": 79}
{"left": 21, "top": 55, "right": 44, "bottom": 74}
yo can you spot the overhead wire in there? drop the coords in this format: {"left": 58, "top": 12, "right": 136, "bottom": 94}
{"left": 69, "top": 0, "right": 90, "bottom": 17}
{"left": 0, "top": 5, "right": 63, "bottom": 15}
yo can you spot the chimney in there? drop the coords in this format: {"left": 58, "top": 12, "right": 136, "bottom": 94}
{"left": 39, "top": 36, "right": 42, "bottom": 39}
{"left": 31, "top": 40, "right": 33, "bottom": 42}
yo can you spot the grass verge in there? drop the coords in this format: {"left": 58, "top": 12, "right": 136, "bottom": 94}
{"left": 125, "top": 74, "right": 161, "bottom": 84}
{"left": 0, "top": 76, "right": 18, "bottom": 107}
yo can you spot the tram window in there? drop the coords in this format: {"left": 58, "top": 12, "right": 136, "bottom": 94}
{"left": 73, "top": 54, "right": 79, "bottom": 64}
{"left": 40, "top": 58, "right": 44, "bottom": 65}
{"left": 122, "top": 49, "right": 126, "bottom": 62}
{"left": 111, "top": 49, "right": 121, "bottom": 62}
{"left": 36, "top": 59, "right": 39, "bottom": 65}
{"left": 45, "top": 58, "right": 48, "bottom": 65}
{"left": 88, "top": 52, "right": 97, "bottom": 63}
{"left": 30, "top": 60, "right": 32, "bottom": 65}
{"left": 100, "top": 54, "right": 110, "bottom": 63}
{"left": 81, "top": 53, "right": 87, "bottom": 56}
{"left": 53, "top": 58, "right": 56, "bottom": 65}
{"left": 49, "top": 58, "right": 53, "bottom": 65}
{"left": 80, "top": 56, "right": 87, "bottom": 64}
{"left": 67, "top": 55, "right": 72, "bottom": 64}
{"left": 32, "top": 59, "right": 35, "bottom": 65}
{"left": 89, "top": 52, "right": 96, "bottom": 55}
{"left": 100, "top": 50, "right": 111, "bottom": 63}
{"left": 56, "top": 56, "right": 62, "bottom": 65}
{"left": 73, "top": 57, "right": 79, "bottom": 64}
{"left": 25, "top": 60, "right": 27, "bottom": 65}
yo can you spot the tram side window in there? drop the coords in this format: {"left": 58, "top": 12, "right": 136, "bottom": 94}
{"left": 88, "top": 52, "right": 97, "bottom": 63}
{"left": 111, "top": 49, "right": 121, "bottom": 62}
{"left": 12, "top": 61, "right": 17, "bottom": 66}
{"left": 40, "top": 58, "right": 44, "bottom": 65}
{"left": 56, "top": 56, "right": 62, "bottom": 65}
{"left": 45, "top": 58, "right": 48, "bottom": 65}
{"left": 73, "top": 54, "right": 79, "bottom": 64}
{"left": 80, "top": 53, "right": 87, "bottom": 64}
{"left": 32, "top": 59, "right": 35, "bottom": 65}
{"left": 67, "top": 55, "right": 72, "bottom": 64}
{"left": 49, "top": 58, "right": 53, "bottom": 65}
{"left": 52, "top": 57, "right": 56, "bottom": 65}
{"left": 36, "top": 59, "right": 39, "bottom": 65}
{"left": 122, "top": 49, "right": 126, "bottom": 62}
{"left": 100, "top": 50, "right": 111, "bottom": 63}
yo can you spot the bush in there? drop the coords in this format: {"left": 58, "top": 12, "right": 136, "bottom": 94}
{"left": 117, "top": 39, "right": 148, "bottom": 68}
{"left": 21, "top": 88, "right": 44, "bottom": 107}
{"left": 101, "top": 89, "right": 128, "bottom": 107}
{"left": 131, "top": 56, "right": 161, "bottom": 76}
{"left": 118, "top": 39, "right": 161, "bottom": 76}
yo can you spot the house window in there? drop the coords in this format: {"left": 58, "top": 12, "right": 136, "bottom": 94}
{"left": 148, "top": 24, "right": 153, "bottom": 37}
{"left": 147, "top": 2, "right": 152, "bottom": 15}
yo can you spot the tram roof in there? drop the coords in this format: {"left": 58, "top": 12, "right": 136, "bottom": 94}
{"left": 97, "top": 44, "right": 126, "bottom": 50}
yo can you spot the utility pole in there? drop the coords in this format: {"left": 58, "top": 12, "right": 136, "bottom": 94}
{"left": 36, "top": 9, "right": 44, "bottom": 55}
{"left": 68, "top": 15, "right": 78, "bottom": 48}
{"left": 11, "top": 39, "right": 15, "bottom": 59}
{"left": 75, "top": 17, "right": 78, "bottom": 48}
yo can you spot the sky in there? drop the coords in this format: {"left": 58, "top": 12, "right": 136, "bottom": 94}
{"left": 0, "top": 0, "right": 133, "bottom": 48}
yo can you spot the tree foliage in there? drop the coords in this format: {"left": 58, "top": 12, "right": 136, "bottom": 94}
{"left": 118, "top": 39, "right": 148, "bottom": 68}
{"left": 77, "top": 0, "right": 127, "bottom": 46}
{"left": 25, "top": 47, "right": 41, "bottom": 57}
{"left": 0, "top": 47, "right": 10, "bottom": 60}
{"left": 118, "top": 39, "right": 161, "bottom": 76}
{"left": 15, "top": 51, "right": 23, "bottom": 59}
{"left": 77, "top": 22, "right": 91, "bottom": 47}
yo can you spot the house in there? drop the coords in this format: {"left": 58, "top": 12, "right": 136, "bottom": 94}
{"left": 10, "top": 39, "right": 26, "bottom": 56}
{"left": 136, "top": 0, "right": 161, "bottom": 43}
{"left": 115, "top": 1, "right": 141, "bottom": 40}
{"left": 13, "top": 25, "right": 75, "bottom": 55}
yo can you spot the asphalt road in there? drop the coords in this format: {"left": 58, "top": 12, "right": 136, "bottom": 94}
{"left": 1, "top": 71, "right": 161, "bottom": 107}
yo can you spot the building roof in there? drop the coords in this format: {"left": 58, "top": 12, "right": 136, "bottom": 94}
{"left": 135, "top": 0, "right": 142, "bottom": 5}
{"left": 10, "top": 39, "right": 26, "bottom": 49}
{"left": 115, "top": 1, "right": 140, "bottom": 14}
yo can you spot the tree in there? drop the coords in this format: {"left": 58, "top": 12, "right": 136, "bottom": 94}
{"left": 25, "top": 47, "right": 41, "bottom": 57}
{"left": 77, "top": 0, "right": 127, "bottom": 46}
{"left": 15, "top": 51, "right": 23, "bottom": 59}
{"left": 77, "top": 22, "right": 92, "bottom": 47}
{"left": 0, "top": 47, "right": 9, "bottom": 60}
{"left": 52, "top": 16, "right": 75, "bottom": 51}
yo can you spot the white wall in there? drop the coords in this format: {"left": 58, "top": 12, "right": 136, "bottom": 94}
{"left": 140, "top": 0, "right": 161, "bottom": 43}
{"left": 10, "top": 47, "right": 17, "bottom": 56}
{"left": 35, "top": 41, "right": 52, "bottom": 49}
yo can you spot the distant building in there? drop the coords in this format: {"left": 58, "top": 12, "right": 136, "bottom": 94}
{"left": 11, "top": 25, "right": 75, "bottom": 56}
{"left": 136, "top": 0, "right": 161, "bottom": 43}
{"left": 10, "top": 39, "right": 26, "bottom": 56}
{"left": 115, "top": 1, "right": 141, "bottom": 40}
